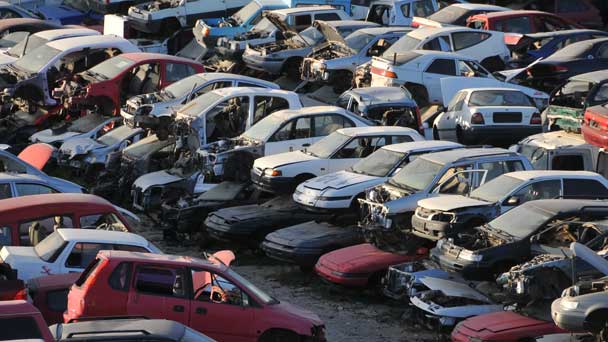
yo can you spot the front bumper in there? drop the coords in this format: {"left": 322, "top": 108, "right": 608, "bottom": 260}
{"left": 261, "top": 240, "right": 323, "bottom": 267}
{"left": 551, "top": 300, "right": 586, "bottom": 332}
{"left": 251, "top": 169, "right": 294, "bottom": 194}
{"left": 292, "top": 190, "right": 351, "bottom": 211}
{"left": 431, "top": 251, "right": 488, "bottom": 278}
{"left": 411, "top": 215, "right": 462, "bottom": 241}
{"left": 314, "top": 260, "right": 371, "bottom": 287}
{"left": 128, "top": 15, "right": 162, "bottom": 33}
{"left": 241, "top": 53, "right": 285, "bottom": 74}
{"left": 461, "top": 124, "right": 541, "bottom": 143}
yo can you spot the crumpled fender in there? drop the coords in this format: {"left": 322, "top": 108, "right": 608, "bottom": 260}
{"left": 18, "top": 143, "right": 55, "bottom": 170}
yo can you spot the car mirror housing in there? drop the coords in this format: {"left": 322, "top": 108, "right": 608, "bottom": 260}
{"left": 506, "top": 196, "right": 520, "bottom": 206}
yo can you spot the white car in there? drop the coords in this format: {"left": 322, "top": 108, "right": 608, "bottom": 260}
{"left": 251, "top": 126, "right": 425, "bottom": 193}
{"left": 30, "top": 116, "right": 119, "bottom": 148}
{"left": 370, "top": 50, "right": 547, "bottom": 107}
{"left": 0, "top": 229, "right": 162, "bottom": 281}
{"left": 381, "top": 26, "right": 510, "bottom": 71}
{"left": 293, "top": 140, "right": 462, "bottom": 211}
{"left": 433, "top": 87, "right": 541, "bottom": 144}
{"left": 365, "top": 0, "right": 438, "bottom": 26}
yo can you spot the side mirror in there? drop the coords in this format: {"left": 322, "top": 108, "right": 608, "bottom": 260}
{"left": 530, "top": 235, "right": 539, "bottom": 244}
{"left": 506, "top": 196, "right": 520, "bottom": 206}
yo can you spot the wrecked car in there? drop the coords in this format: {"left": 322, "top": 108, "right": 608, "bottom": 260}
{"left": 56, "top": 52, "right": 204, "bottom": 119}
{"left": 0, "top": 18, "right": 63, "bottom": 50}
{"left": 410, "top": 276, "right": 503, "bottom": 328}
{"left": 358, "top": 148, "right": 531, "bottom": 252}
{"left": 252, "top": 126, "right": 424, "bottom": 194}
{"left": 431, "top": 199, "right": 608, "bottom": 280}
{"left": 411, "top": 170, "right": 608, "bottom": 242}
{"left": 57, "top": 125, "right": 144, "bottom": 176}
{"left": 243, "top": 19, "right": 378, "bottom": 79}
{"left": 293, "top": 140, "right": 461, "bottom": 214}
{"left": 121, "top": 72, "right": 278, "bottom": 134}
{"left": 542, "top": 70, "right": 608, "bottom": 133}
{"left": 301, "top": 26, "right": 409, "bottom": 93}
{"left": 0, "top": 35, "right": 140, "bottom": 115}
{"left": 29, "top": 115, "right": 118, "bottom": 149}
{"left": 0, "top": 142, "right": 57, "bottom": 176}
{"left": 411, "top": 3, "right": 509, "bottom": 28}
{"left": 0, "top": 171, "right": 85, "bottom": 199}
{"left": 365, "top": 0, "right": 438, "bottom": 26}
{"left": 205, "top": 195, "right": 333, "bottom": 246}
{"left": 262, "top": 221, "right": 363, "bottom": 269}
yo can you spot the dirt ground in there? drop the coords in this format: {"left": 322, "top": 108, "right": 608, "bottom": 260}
{"left": 132, "top": 217, "right": 440, "bottom": 342}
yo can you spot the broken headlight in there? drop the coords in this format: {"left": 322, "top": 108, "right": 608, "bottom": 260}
{"left": 458, "top": 249, "right": 482, "bottom": 262}
{"left": 560, "top": 300, "right": 578, "bottom": 310}
{"left": 431, "top": 212, "right": 455, "bottom": 223}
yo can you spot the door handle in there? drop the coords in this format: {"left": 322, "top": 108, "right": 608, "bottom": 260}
{"left": 302, "top": 143, "right": 310, "bottom": 147}
{"left": 173, "top": 305, "right": 184, "bottom": 312}
{"left": 196, "top": 307, "right": 207, "bottom": 315}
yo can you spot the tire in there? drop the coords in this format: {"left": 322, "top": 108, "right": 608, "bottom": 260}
{"left": 456, "top": 126, "right": 465, "bottom": 144}
{"left": 259, "top": 329, "right": 299, "bottom": 342}
{"left": 433, "top": 126, "right": 440, "bottom": 140}
{"left": 405, "top": 84, "right": 429, "bottom": 108}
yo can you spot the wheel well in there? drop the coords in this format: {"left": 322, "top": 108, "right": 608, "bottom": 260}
{"left": 585, "top": 309, "right": 608, "bottom": 332}
{"left": 294, "top": 173, "right": 315, "bottom": 183}
{"left": 258, "top": 328, "right": 301, "bottom": 342}
{"left": 350, "top": 192, "right": 365, "bottom": 207}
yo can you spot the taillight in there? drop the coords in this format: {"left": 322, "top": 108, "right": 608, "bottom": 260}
{"left": 411, "top": 21, "right": 420, "bottom": 28}
{"left": 471, "top": 113, "right": 485, "bottom": 124}
{"left": 13, "top": 288, "right": 27, "bottom": 300}
{"left": 530, "top": 113, "right": 541, "bottom": 125}
{"left": 371, "top": 66, "right": 397, "bottom": 78}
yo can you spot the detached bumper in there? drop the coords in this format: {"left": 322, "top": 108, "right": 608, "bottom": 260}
{"left": 251, "top": 170, "right": 294, "bottom": 194}
{"left": 461, "top": 125, "right": 541, "bottom": 143}
{"left": 261, "top": 240, "right": 322, "bottom": 267}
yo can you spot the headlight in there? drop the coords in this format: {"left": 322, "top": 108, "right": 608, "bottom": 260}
{"left": 201, "top": 26, "right": 210, "bottom": 37}
{"left": 264, "top": 169, "right": 281, "bottom": 177}
{"left": 458, "top": 250, "right": 482, "bottom": 262}
{"left": 560, "top": 300, "right": 578, "bottom": 310}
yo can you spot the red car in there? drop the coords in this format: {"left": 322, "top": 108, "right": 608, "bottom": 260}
{"left": 510, "top": 0, "right": 604, "bottom": 30}
{"left": 0, "top": 300, "right": 55, "bottom": 342}
{"left": 64, "top": 250, "right": 326, "bottom": 342}
{"left": 582, "top": 103, "right": 608, "bottom": 148}
{"left": 314, "top": 243, "right": 428, "bottom": 287}
{"left": 0, "top": 193, "right": 135, "bottom": 247}
{"left": 29, "top": 273, "right": 80, "bottom": 325}
{"left": 60, "top": 52, "right": 204, "bottom": 116}
{"left": 451, "top": 311, "right": 565, "bottom": 342}
{"left": 466, "top": 10, "right": 580, "bottom": 45}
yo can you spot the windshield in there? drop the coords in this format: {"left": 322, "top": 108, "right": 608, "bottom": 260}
{"left": 68, "top": 115, "right": 106, "bottom": 133}
{"left": 383, "top": 35, "right": 421, "bottom": 58}
{"left": 232, "top": 1, "right": 261, "bottom": 24}
{"left": 427, "top": 6, "right": 468, "bottom": 24}
{"left": 6, "top": 33, "right": 47, "bottom": 58}
{"left": 88, "top": 56, "right": 136, "bottom": 80}
{"left": 0, "top": 31, "right": 29, "bottom": 49}
{"left": 226, "top": 268, "right": 278, "bottom": 305}
{"left": 351, "top": 148, "right": 404, "bottom": 177}
{"left": 13, "top": 46, "right": 61, "bottom": 73}
{"left": 163, "top": 74, "right": 204, "bottom": 99}
{"left": 551, "top": 80, "right": 592, "bottom": 108}
{"left": 469, "top": 90, "right": 534, "bottom": 107}
{"left": 242, "top": 114, "right": 284, "bottom": 141}
{"left": 252, "top": 18, "right": 276, "bottom": 33}
{"left": 390, "top": 157, "right": 443, "bottom": 191}
{"left": 124, "top": 135, "right": 171, "bottom": 159}
{"left": 297, "top": 27, "right": 324, "bottom": 46}
{"left": 180, "top": 92, "right": 222, "bottom": 117}
{"left": 34, "top": 231, "right": 65, "bottom": 262}
{"left": 487, "top": 203, "right": 553, "bottom": 239}
{"left": 344, "top": 32, "right": 375, "bottom": 53}
{"left": 470, "top": 175, "right": 525, "bottom": 202}
{"left": 519, "top": 144, "right": 548, "bottom": 170}
{"left": 97, "top": 125, "right": 135, "bottom": 146}
{"left": 306, "top": 132, "right": 351, "bottom": 159}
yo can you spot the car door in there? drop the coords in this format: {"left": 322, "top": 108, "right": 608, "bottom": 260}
{"left": 126, "top": 265, "right": 190, "bottom": 325}
{"left": 60, "top": 242, "right": 112, "bottom": 274}
{"left": 434, "top": 90, "right": 467, "bottom": 141}
{"left": 188, "top": 268, "right": 255, "bottom": 342}
{"left": 423, "top": 58, "right": 457, "bottom": 104}
{"left": 328, "top": 135, "right": 388, "bottom": 173}
{"left": 265, "top": 116, "right": 311, "bottom": 156}
{"left": 501, "top": 179, "right": 562, "bottom": 214}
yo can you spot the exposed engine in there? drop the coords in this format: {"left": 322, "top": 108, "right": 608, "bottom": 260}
{"left": 140, "top": 0, "right": 179, "bottom": 11}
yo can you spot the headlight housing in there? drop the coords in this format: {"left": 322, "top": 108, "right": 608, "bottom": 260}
{"left": 264, "top": 169, "right": 281, "bottom": 177}
{"left": 560, "top": 300, "right": 579, "bottom": 310}
{"left": 458, "top": 249, "right": 482, "bottom": 262}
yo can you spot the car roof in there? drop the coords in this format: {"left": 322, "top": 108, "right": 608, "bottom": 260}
{"left": 33, "top": 28, "right": 100, "bottom": 40}
{"left": 554, "top": 37, "right": 608, "bottom": 56}
{"left": 346, "top": 86, "right": 413, "bottom": 104}
{"left": 518, "top": 199, "right": 608, "bottom": 216}
{"left": 328, "top": 20, "right": 377, "bottom": 28}
{"left": 504, "top": 170, "right": 602, "bottom": 181}
{"left": 99, "top": 250, "right": 226, "bottom": 270}
{"left": 269, "top": 106, "right": 349, "bottom": 120}
{"left": 47, "top": 35, "right": 129, "bottom": 51}
{"left": 383, "top": 140, "right": 462, "bottom": 153}
{"left": 56, "top": 229, "right": 148, "bottom": 246}
{"left": 51, "top": 319, "right": 198, "bottom": 342}
{"left": 355, "top": 27, "right": 411, "bottom": 35}
{"left": 118, "top": 52, "right": 199, "bottom": 64}
{"left": 421, "top": 147, "right": 514, "bottom": 165}
{"left": 518, "top": 130, "right": 589, "bottom": 149}
{"left": 408, "top": 26, "right": 477, "bottom": 39}
{"left": 192, "top": 72, "right": 278, "bottom": 88}
{"left": 0, "top": 300, "right": 39, "bottom": 316}
{"left": 570, "top": 69, "right": 608, "bottom": 83}
{"left": 0, "top": 18, "right": 56, "bottom": 31}
{"left": 336, "top": 126, "right": 418, "bottom": 136}
{"left": 524, "top": 29, "right": 608, "bottom": 39}
{"left": 0, "top": 172, "right": 46, "bottom": 183}
{"left": 273, "top": 6, "right": 338, "bottom": 15}
{"left": 461, "top": 87, "right": 527, "bottom": 93}
{"left": 410, "top": 49, "right": 476, "bottom": 60}
{"left": 480, "top": 10, "right": 557, "bottom": 18}
{"left": 0, "top": 193, "right": 113, "bottom": 212}
{"left": 448, "top": 3, "right": 509, "bottom": 11}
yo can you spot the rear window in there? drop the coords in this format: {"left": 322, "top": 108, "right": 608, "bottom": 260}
{"left": 75, "top": 258, "right": 103, "bottom": 287}
{"left": 0, "top": 317, "right": 43, "bottom": 340}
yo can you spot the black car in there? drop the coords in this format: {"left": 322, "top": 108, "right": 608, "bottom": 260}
{"left": 525, "top": 37, "right": 608, "bottom": 92}
{"left": 431, "top": 199, "right": 608, "bottom": 280}
{"left": 261, "top": 221, "right": 363, "bottom": 268}
{"left": 50, "top": 319, "right": 215, "bottom": 342}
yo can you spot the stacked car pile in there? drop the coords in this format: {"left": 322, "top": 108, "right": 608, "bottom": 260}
{"left": 1, "top": 0, "right": 608, "bottom": 341}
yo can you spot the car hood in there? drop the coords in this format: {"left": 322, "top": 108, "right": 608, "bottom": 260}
{"left": 461, "top": 311, "right": 549, "bottom": 333}
{"left": 255, "top": 151, "right": 317, "bottom": 170}
{"left": 133, "top": 170, "right": 184, "bottom": 192}
{"left": 18, "top": 143, "right": 54, "bottom": 170}
{"left": 272, "top": 301, "right": 323, "bottom": 325}
{"left": 211, "top": 203, "right": 290, "bottom": 222}
{"left": 266, "top": 221, "right": 350, "bottom": 247}
{"left": 319, "top": 243, "right": 414, "bottom": 273}
{"left": 30, "top": 129, "right": 80, "bottom": 144}
{"left": 313, "top": 20, "right": 346, "bottom": 45}
{"left": 264, "top": 12, "right": 297, "bottom": 36}
{"left": 419, "top": 276, "right": 491, "bottom": 303}
{"left": 0, "top": 53, "right": 17, "bottom": 66}
{"left": 60, "top": 137, "right": 105, "bottom": 157}
{"left": 417, "top": 195, "right": 491, "bottom": 211}
{"left": 303, "top": 170, "right": 378, "bottom": 191}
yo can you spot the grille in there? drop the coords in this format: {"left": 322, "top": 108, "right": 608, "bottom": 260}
{"left": 493, "top": 112, "right": 522, "bottom": 123}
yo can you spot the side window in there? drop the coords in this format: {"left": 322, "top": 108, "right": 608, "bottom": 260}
{"left": 109, "top": 262, "right": 132, "bottom": 291}
{"left": 294, "top": 15, "right": 312, "bottom": 29}
{"left": 293, "top": 117, "right": 312, "bottom": 139}
{"left": 436, "top": 164, "right": 474, "bottom": 195}
{"left": 253, "top": 96, "right": 290, "bottom": 124}
{"left": 0, "top": 317, "right": 43, "bottom": 340}
{"left": 313, "top": 115, "right": 354, "bottom": 137}
{"left": 165, "top": 63, "right": 196, "bottom": 83}
{"left": 563, "top": 179, "right": 608, "bottom": 198}
{"left": 191, "top": 269, "right": 249, "bottom": 306}
{"left": 551, "top": 155, "right": 585, "bottom": 170}
{"left": 425, "top": 58, "right": 456, "bottom": 76}
{"left": 237, "top": 81, "right": 264, "bottom": 88}
{"left": 79, "top": 213, "right": 127, "bottom": 231}
{"left": 0, "top": 9, "right": 21, "bottom": 19}
{"left": 400, "top": 3, "right": 410, "bottom": 17}
{"left": 452, "top": 32, "right": 491, "bottom": 51}
{"left": 66, "top": 243, "right": 109, "bottom": 269}
{"left": 598, "top": 152, "right": 608, "bottom": 178}
{"left": 390, "top": 135, "right": 414, "bottom": 144}
{"left": 0, "top": 183, "right": 11, "bottom": 199}
{"left": 270, "top": 122, "right": 293, "bottom": 142}
{"left": 497, "top": 16, "right": 532, "bottom": 34}
{"left": 0, "top": 226, "right": 11, "bottom": 246}
{"left": 478, "top": 160, "right": 525, "bottom": 182}
{"left": 510, "top": 180, "right": 562, "bottom": 204}
{"left": 336, "top": 95, "right": 350, "bottom": 109}
{"left": 135, "top": 266, "right": 187, "bottom": 298}
{"left": 333, "top": 137, "right": 386, "bottom": 159}
{"left": 15, "top": 183, "right": 57, "bottom": 196}
{"left": 423, "top": 36, "right": 449, "bottom": 51}
{"left": 18, "top": 216, "right": 73, "bottom": 246}
{"left": 412, "top": 0, "right": 435, "bottom": 17}
{"left": 597, "top": 44, "right": 608, "bottom": 59}
{"left": 468, "top": 20, "right": 486, "bottom": 30}
{"left": 46, "top": 289, "right": 70, "bottom": 313}
{"left": 113, "top": 245, "right": 149, "bottom": 252}
{"left": 195, "top": 81, "right": 232, "bottom": 98}
{"left": 315, "top": 12, "right": 340, "bottom": 21}
{"left": 591, "top": 84, "right": 608, "bottom": 105}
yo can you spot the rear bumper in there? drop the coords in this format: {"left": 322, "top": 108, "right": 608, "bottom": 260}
{"left": 461, "top": 125, "right": 541, "bottom": 142}
{"left": 314, "top": 260, "right": 370, "bottom": 287}
{"left": 581, "top": 123, "right": 608, "bottom": 149}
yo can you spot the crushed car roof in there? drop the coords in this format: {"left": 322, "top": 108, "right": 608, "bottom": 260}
{"left": 409, "top": 26, "right": 487, "bottom": 39}
{"left": 420, "top": 147, "right": 513, "bottom": 165}
{"left": 518, "top": 131, "right": 589, "bottom": 149}
{"left": 32, "top": 28, "right": 100, "bottom": 40}
{"left": 270, "top": 106, "right": 349, "bottom": 120}
{"left": 47, "top": 35, "right": 132, "bottom": 51}
{"left": 346, "top": 86, "right": 414, "bottom": 104}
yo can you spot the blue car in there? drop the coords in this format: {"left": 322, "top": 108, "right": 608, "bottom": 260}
{"left": 35, "top": 0, "right": 103, "bottom": 25}
{"left": 510, "top": 29, "right": 608, "bottom": 68}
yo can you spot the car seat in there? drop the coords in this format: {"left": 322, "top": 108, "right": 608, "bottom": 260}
{"left": 28, "top": 222, "right": 43, "bottom": 246}
{"left": 141, "top": 64, "right": 160, "bottom": 94}
{"left": 128, "top": 65, "right": 151, "bottom": 96}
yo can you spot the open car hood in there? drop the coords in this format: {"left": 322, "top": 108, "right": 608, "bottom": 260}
{"left": 571, "top": 242, "right": 608, "bottom": 276}
{"left": 211, "top": 250, "right": 235, "bottom": 266}
{"left": 18, "top": 143, "right": 54, "bottom": 170}
{"left": 313, "top": 20, "right": 346, "bottom": 46}
{"left": 264, "top": 12, "right": 297, "bottom": 36}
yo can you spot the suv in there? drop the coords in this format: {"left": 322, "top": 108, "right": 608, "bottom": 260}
{"left": 64, "top": 250, "right": 326, "bottom": 342}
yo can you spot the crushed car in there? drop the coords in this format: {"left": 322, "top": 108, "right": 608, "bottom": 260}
{"left": 29, "top": 115, "right": 118, "bottom": 149}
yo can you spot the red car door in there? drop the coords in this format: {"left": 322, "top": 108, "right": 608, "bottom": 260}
{"left": 126, "top": 264, "right": 190, "bottom": 325}
{"left": 188, "top": 267, "right": 255, "bottom": 342}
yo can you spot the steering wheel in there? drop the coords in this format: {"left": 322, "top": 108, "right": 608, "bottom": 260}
{"left": 210, "top": 285, "right": 226, "bottom": 303}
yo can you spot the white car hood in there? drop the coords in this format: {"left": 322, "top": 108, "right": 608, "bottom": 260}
{"left": 60, "top": 137, "right": 104, "bottom": 158}
{"left": 303, "top": 170, "right": 378, "bottom": 191}
{"left": 254, "top": 151, "right": 317, "bottom": 170}
{"left": 420, "top": 276, "right": 492, "bottom": 303}
{"left": 133, "top": 170, "right": 184, "bottom": 192}
{"left": 31, "top": 129, "right": 80, "bottom": 144}
{"left": 1, "top": 246, "right": 43, "bottom": 277}
{"left": 0, "top": 53, "right": 17, "bottom": 66}
{"left": 417, "top": 195, "right": 491, "bottom": 211}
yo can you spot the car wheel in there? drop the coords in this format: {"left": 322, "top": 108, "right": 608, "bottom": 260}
{"left": 259, "top": 329, "right": 299, "bottom": 342}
